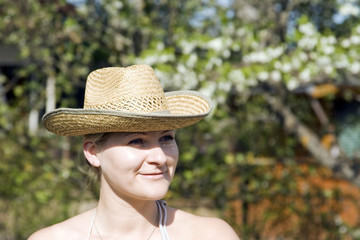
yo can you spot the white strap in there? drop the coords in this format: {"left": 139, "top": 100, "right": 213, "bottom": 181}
{"left": 156, "top": 200, "right": 170, "bottom": 240}
{"left": 87, "top": 209, "right": 97, "bottom": 240}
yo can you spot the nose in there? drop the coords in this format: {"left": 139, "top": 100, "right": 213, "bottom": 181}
{"left": 146, "top": 146, "right": 167, "bottom": 165}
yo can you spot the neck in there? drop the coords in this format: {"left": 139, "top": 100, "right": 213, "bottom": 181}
{"left": 94, "top": 185, "right": 159, "bottom": 237}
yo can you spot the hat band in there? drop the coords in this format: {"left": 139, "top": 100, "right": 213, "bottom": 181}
{"left": 149, "top": 110, "right": 171, "bottom": 115}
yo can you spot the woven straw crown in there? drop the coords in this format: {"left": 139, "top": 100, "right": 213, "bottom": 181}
{"left": 42, "top": 65, "right": 212, "bottom": 136}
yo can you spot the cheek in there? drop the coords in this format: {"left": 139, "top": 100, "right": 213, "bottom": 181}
{"left": 166, "top": 143, "right": 179, "bottom": 164}
{"left": 99, "top": 148, "right": 144, "bottom": 173}
{"left": 168, "top": 147, "right": 179, "bottom": 179}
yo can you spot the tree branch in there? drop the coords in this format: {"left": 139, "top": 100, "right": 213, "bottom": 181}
{"left": 263, "top": 92, "right": 360, "bottom": 186}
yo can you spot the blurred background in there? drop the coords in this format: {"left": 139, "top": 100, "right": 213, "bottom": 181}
{"left": 1, "top": 0, "right": 360, "bottom": 239}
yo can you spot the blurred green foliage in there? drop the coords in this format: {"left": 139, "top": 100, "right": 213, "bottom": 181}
{"left": 1, "top": 0, "right": 360, "bottom": 239}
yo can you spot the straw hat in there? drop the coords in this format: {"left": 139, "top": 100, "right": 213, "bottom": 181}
{"left": 42, "top": 65, "right": 212, "bottom": 136}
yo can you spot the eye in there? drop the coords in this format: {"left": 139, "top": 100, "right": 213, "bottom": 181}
{"left": 128, "top": 138, "right": 144, "bottom": 145}
{"left": 160, "top": 135, "right": 174, "bottom": 142}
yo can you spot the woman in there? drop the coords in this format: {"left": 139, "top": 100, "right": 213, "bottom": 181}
{"left": 29, "top": 65, "right": 240, "bottom": 240}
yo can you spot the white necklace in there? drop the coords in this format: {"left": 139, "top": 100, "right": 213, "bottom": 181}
{"left": 92, "top": 208, "right": 159, "bottom": 240}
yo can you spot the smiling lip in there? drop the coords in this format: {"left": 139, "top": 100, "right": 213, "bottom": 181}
{"left": 139, "top": 171, "right": 167, "bottom": 179}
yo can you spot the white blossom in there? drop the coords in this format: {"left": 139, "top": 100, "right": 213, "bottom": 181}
{"left": 139, "top": 55, "right": 157, "bottom": 65}
{"left": 353, "top": 229, "right": 360, "bottom": 238}
{"left": 186, "top": 54, "right": 198, "bottom": 68}
{"left": 287, "top": 78, "right": 299, "bottom": 90}
{"left": 324, "top": 65, "right": 334, "bottom": 74}
{"left": 113, "top": 1, "right": 123, "bottom": 9}
{"left": 207, "top": 38, "right": 224, "bottom": 52}
{"left": 281, "top": 62, "right": 292, "bottom": 72}
{"left": 243, "top": 51, "right": 269, "bottom": 63}
{"left": 309, "top": 52, "right": 318, "bottom": 60}
{"left": 228, "top": 69, "right": 245, "bottom": 84}
{"left": 218, "top": 95, "right": 226, "bottom": 104}
{"left": 156, "top": 42, "right": 165, "bottom": 51}
{"left": 246, "top": 78, "right": 258, "bottom": 86}
{"left": 334, "top": 215, "right": 343, "bottom": 226}
{"left": 198, "top": 74, "right": 206, "bottom": 82}
{"left": 350, "top": 35, "right": 360, "bottom": 45}
{"left": 223, "top": 49, "right": 231, "bottom": 58}
{"left": 205, "top": 57, "right": 222, "bottom": 70}
{"left": 172, "top": 70, "right": 198, "bottom": 90}
{"left": 223, "top": 23, "right": 235, "bottom": 35}
{"left": 298, "top": 37, "right": 317, "bottom": 50}
{"left": 350, "top": 62, "right": 360, "bottom": 74}
{"left": 267, "top": 46, "right": 284, "bottom": 59}
{"left": 292, "top": 57, "right": 301, "bottom": 69}
{"left": 180, "top": 40, "right": 196, "bottom": 54}
{"left": 298, "top": 52, "right": 308, "bottom": 62}
{"left": 137, "top": 53, "right": 174, "bottom": 65}
{"left": 183, "top": 71, "right": 198, "bottom": 89}
{"left": 251, "top": 41, "right": 260, "bottom": 49}
{"left": 225, "top": 38, "right": 233, "bottom": 47}
{"left": 320, "top": 36, "right": 337, "bottom": 45}
{"left": 299, "top": 69, "right": 311, "bottom": 82}
{"left": 339, "top": 226, "right": 348, "bottom": 234}
{"left": 257, "top": 71, "right": 269, "bottom": 81}
{"left": 232, "top": 44, "right": 241, "bottom": 51}
{"left": 322, "top": 45, "right": 335, "bottom": 55}
{"left": 172, "top": 73, "right": 182, "bottom": 85}
{"left": 200, "top": 81, "right": 217, "bottom": 97}
{"left": 207, "top": 38, "right": 223, "bottom": 52}
{"left": 328, "top": 36, "right": 337, "bottom": 45}
{"left": 77, "top": 5, "right": 89, "bottom": 14}
{"left": 235, "top": 83, "right": 245, "bottom": 92}
{"left": 274, "top": 61, "right": 282, "bottom": 69}
{"left": 160, "top": 54, "right": 175, "bottom": 63}
{"left": 299, "top": 22, "right": 317, "bottom": 36}
{"left": 244, "top": 47, "right": 283, "bottom": 63}
{"left": 155, "top": 70, "right": 171, "bottom": 88}
{"left": 270, "top": 70, "right": 281, "bottom": 82}
{"left": 236, "top": 28, "right": 246, "bottom": 37}
{"left": 177, "top": 64, "right": 187, "bottom": 74}
{"left": 317, "top": 56, "right": 331, "bottom": 66}
{"left": 320, "top": 37, "right": 327, "bottom": 46}
{"left": 218, "top": 81, "right": 232, "bottom": 92}
{"left": 339, "top": 3, "right": 360, "bottom": 16}
{"left": 105, "top": 4, "right": 119, "bottom": 16}
{"left": 341, "top": 39, "right": 351, "bottom": 48}
{"left": 349, "top": 49, "right": 359, "bottom": 57}
{"left": 335, "top": 55, "right": 350, "bottom": 68}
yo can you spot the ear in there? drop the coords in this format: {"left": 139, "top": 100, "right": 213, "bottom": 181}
{"left": 83, "top": 141, "right": 101, "bottom": 167}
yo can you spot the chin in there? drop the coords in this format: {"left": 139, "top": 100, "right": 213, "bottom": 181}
{"left": 140, "top": 186, "right": 170, "bottom": 200}
{"left": 139, "top": 179, "right": 171, "bottom": 196}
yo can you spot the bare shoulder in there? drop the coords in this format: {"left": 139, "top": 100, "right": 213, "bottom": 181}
{"left": 193, "top": 215, "right": 240, "bottom": 240}
{"left": 27, "top": 209, "right": 95, "bottom": 240}
{"left": 168, "top": 207, "right": 240, "bottom": 240}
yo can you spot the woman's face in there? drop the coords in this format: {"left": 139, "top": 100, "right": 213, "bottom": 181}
{"left": 85, "top": 130, "right": 179, "bottom": 201}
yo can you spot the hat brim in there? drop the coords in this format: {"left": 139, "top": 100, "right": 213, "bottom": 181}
{"left": 42, "top": 91, "right": 212, "bottom": 136}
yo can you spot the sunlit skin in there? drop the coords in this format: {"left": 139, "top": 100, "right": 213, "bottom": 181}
{"left": 84, "top": 130, "right": 179, "bottom": 202}
{"left": 28, "top": 130, "right": 240, "bottom": 240}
